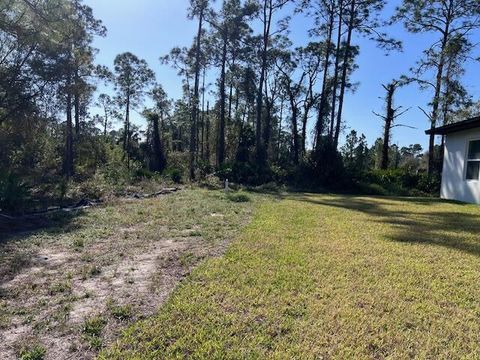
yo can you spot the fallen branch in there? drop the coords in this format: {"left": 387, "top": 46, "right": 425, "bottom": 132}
{"left": 0, "top": 188, "right": 181, "bottom": 224}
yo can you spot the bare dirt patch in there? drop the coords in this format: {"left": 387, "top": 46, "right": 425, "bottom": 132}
{"left": 0, "top": 189, "right": 255, "bottom": 359}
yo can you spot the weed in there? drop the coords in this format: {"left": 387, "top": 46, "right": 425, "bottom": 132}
{"left": 72, "top": 237, "right": 85, "bottom": 249}
{"left": 227, "top": 192, "right": 251, "bottom": 203}
{"left": 83, "top": 315, "right": 106, "bottom": 337}
{"left": 107, "top": 299, "right": 133, "bottom": 321}
{"left": 7, "top": 252, "right": 30, "bottom": 277}
{"left": 83, "top": 315, "right": 106, "bottom": 350}
{"left": 48, "top": 281, "right": 72, "bottom": 295}
{"left": 80, "top": 264, "right": 101, "bottom": 280}
{"left": 19, "top": 345, "right": 46, "bottom": 360}
{"left": 179, "top": 252, "right": 196, "bottom": 267}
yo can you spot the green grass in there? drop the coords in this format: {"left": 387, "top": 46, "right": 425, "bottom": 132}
{"left": 19, "top": 345, "right": 46, "bottom": 360}
{"left": 101, "top": 193, "right": 480, "bottom": 359}
{"left": 0, "top": 188, "right": 258, "bottom": 359}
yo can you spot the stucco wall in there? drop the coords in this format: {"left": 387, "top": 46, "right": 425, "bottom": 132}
{"left": 441, "top": 128, "right": 480, "bottom": 204}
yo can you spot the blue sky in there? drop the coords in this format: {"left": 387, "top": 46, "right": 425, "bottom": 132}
{"left": 84, "top": 0, "right": 480, "bottom": 150}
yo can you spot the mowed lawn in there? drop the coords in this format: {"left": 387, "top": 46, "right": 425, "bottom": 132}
{"left": 102, "top": 193, "right": 480, "bottom": 359}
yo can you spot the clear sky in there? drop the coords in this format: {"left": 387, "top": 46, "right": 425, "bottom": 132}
{"left": 84, "top": 0, "right": 480, "bottom": 150}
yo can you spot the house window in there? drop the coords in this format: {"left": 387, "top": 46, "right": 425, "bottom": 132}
{"left": 466, "top": 140, "right": 480, "bottom": 180}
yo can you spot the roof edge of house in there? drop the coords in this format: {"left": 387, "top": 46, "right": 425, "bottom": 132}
{"left": 425, "top": 116, "right": 480, "bottom": 136}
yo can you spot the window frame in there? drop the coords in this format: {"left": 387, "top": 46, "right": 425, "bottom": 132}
{"left": 465, "top": 138, "right": 480, "bottom": 182}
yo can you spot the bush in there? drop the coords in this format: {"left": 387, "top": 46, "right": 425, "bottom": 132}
{"left": 166, "top": 168, "right": 183, "bottom": 184}
{"left": 199, "top": 174, "right": 222, "bottom": 190}
{"left": 0, "top": 172, "right": 30, "bottom": 212}
{"left": 308, "top": 140, "right": 346, "bottom": 188}
{"left": 227, "top": 191, "right": 251, "bottom": 203}
{"left": 133, "top": 167, "right": 155, "bottom": 179}
{"left": 417, "top": 173, "right": 441, "bottom": 194}
{"left": 361, "top": 169, "right": 439, "bottom": 197}
{"left": 216, "top": 164, "right": 233, "bottom": 181}
{"left": 68, "top": 172, "right": 110, "bottom": 201}
{"left": 355, "top": 182, "right": 390, "bottom": 196}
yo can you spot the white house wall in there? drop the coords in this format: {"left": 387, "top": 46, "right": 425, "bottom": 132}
{"left": 441, "top": 128, "right": 480, "bottom": 204}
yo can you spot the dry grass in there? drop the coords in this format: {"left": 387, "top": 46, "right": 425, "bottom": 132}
{"left": 0, "top": 188, "right": 256, "bottom": 360}
{"left": 102, "top": 194, "right": 480, "bottom": 359}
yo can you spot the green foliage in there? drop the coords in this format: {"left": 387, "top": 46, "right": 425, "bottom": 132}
{"left": 98, "top": 145, "right": 131, "bottom": 185}
{"left": 361, "top": 169, "right": 440, "bottom": 196}
{"left": 19, "top": 345, "right": 46, "bottom": 360}
{"left": 107, "top": 300, "right": 133, "bottom": 321}
{"left": 308, "top": 139, "right": 346, "bottom": 188}
{"left": 199, "top": 175, "right": 222, "bottom": 189}
{"left": 83, "top": 315, "right": 106, "bottom": 350}
{"left": 167, "top": 168, "right": 183, "bottom": 184}
{"left": 0, "top": 172, "right": 30, "bottom": 212}
{"left": 227, "top": 191, "right": 251, "bottom": 203}
{"left": 417, "top": 173, "right": 441, "bottom": 194}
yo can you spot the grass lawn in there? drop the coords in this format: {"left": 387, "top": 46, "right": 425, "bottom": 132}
{"left": 102, "top": 193, "right": 480, "bottom": 359}
{"left": 0, "top": 189, "right": 256, "bottom": 359}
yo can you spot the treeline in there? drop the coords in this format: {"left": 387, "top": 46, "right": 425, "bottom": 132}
{"left": 1, "top": 0, "right": 479, "bottom": 211}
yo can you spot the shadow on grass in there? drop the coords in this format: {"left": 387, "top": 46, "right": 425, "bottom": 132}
{"left": 290, "top": 193, "right": 480, "bottom": 258}
{"left": 0, "top": 210, "right": 85, "bottom": 283}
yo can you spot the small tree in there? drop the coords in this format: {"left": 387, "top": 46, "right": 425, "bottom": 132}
{"left": 113, "top": 52, "right": 155, "bottom": 168}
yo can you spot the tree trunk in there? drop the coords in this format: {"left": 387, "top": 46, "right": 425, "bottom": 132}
{"left": 255, "top": 2, "right": 272, "bottom": 165}
{"left": 205, "top": 101, "right": 210, "bottom": 164}
{"left": 292, "top": 107, "right": 299, "bottom": 165}
{"left": 381, "top": 84, "right": 395, "bottom": 170}
{"left": 103, "top": 107, "right": 108, "bottom": 138}
{"left": 151, "top": 114, "right": 166, "bottom": 173}
{"left": 315, "top": 7, "right": 334, "bottom": 151}
{"left": 301, "top": 111, "right": 308, "bottom": 155}
{"left": 428, "top": 9, "right": 451, "bottom": 175}
{"left": 74, "top": 68, "right": 80, "bottom": 136}
{"left": 217, "top": 35, "right": 228, "bottom": 167}
{"left": 123, "top": 93, "right": 130, "bottom": 168}
{"left": 64, "top": 74, "right": 74, "bottom": 178}
{"left": 329, "top": 0, "right": 343, "bottom": 142}
{"left": 190, "top": 5, "right": 205, "bottom": 180}
{"left": 278, "top": 98, "right": 284, "bottom": 161}
{"left": 263, "top": 77, "right": 273, "bottom": 155}
{"left": 201, "top": 68, "right": 206, "bottom": 160}
{"left": 334, "top": 0, "right": 355, "bottom": 149}
{"left": 288, "top": 90, "right": 299, "bottom": 165}
{"left": 74, "top": 93, "right": 80, "bottom": 136}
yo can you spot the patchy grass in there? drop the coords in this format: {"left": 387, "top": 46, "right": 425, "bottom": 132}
{"left": 102, "top": 194, "right": 480, "bottom": 359}
{"left": 0, "top": 188, "right": 258, "bottom": 359}
{"left": 83, "top": 315, "right": 107, "bottom": 350}
{"left": 18, "top": 344, "right": 46, "bottom": 360}
{"left": 227, "top": 191, "right": 251, "bottom": 203}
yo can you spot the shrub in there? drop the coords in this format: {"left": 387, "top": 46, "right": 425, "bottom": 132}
{"left": 133, "top": 167, "right": 155, "bottom": 179}
{"left": 0, "top": 172, "right": 30, "bottom": 212}
{"left": 356, "top": 182, "right": 390, "bottom": 196}
{"left": 199, "top": 174, "right": 222, "bottom": 190}
{"left": 227, "top": 192, "right": 251, "bottom": 203}
{"left": 417, "top": 173, "right": 441, "bottom": 194}
{"left": 308, "top": 140, "right": 346, "bottom": 188}
{"left": 166, "top": 168, "right": 183, "bottom": 184}
{"left": 360, "top": 169, "right": 439, "bottom": 197}
{"left": 216, "top": 164, "right": 233, "bottom": 181}
{"left": 167, "top": 151, "right": 188, "bottom": 174}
